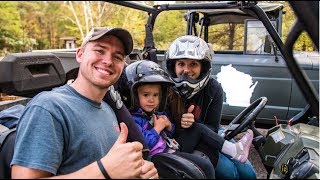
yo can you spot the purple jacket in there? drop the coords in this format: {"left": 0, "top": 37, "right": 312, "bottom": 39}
{"left": 131, "top": 108, "right": 175, "bottom": 156}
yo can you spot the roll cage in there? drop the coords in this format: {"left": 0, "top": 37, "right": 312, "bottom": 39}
{"left": 108, "top": 1, "right": 318, "bottom": 122}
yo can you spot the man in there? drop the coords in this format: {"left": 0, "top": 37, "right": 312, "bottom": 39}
{"left": 11, "top": 26, "right": 158, "bottom": 179}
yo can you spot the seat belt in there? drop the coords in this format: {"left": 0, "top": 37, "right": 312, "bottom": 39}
{"left": 104, "top": 86, "right": 150, "bottom": 159}
{"left": 160, "top": 131, "right": 180, "bottom": 151}
{"left": 0, "top": 125, "right": 16, "bottom": 147}
{"left": 147, "top": 114, "right": 180, "bottom": 151}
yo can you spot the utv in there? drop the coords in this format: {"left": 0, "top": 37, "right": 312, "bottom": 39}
{"left": 0, "top": 1, "right": 318, "bottom": 179}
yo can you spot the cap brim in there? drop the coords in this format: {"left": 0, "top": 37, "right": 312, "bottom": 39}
{"left": 91, "top": 28, "right": 133, "bottom": 55}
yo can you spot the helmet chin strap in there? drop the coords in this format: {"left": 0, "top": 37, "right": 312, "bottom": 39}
{"left": 181, "top": 72, "right": 189, "bottom": 79}
{"left": 141, "top": 108, "right": 156, "bottom": 118}
{"left": 173, "top": 73, "right": 195, "bottom": 99}
{"left": 175, "top": 83, "right": 193, "bottom": 99}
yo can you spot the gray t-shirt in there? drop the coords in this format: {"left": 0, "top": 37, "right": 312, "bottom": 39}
{"left": 11, "top": 84, "right": 120, "bottom": 175}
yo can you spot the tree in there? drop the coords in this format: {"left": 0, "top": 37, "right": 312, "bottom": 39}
{"left": 281, "top": 1, "right": 315, "bottom": 51}
{"left": 66, "top": 1, "right": 108, "bottom": 41}
{"left": 153, "top": 10, "right": 186, "bottom": 50}
{"left": 0, "top": 2, "right": 23, "bottom": 55}
{"left": 0, "top": 1, "right": 316, "bottom": 53}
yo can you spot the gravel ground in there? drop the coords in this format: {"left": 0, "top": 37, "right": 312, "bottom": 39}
{"left": 248, "top": 142, "right": 268, "bottom": 179}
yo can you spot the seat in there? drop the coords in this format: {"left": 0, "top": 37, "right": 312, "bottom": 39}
{"left": 151, "top": 152, "right": 207, "bottom": 179}
{"left": 0, "top": 131, "right": 16, "bottom": 179}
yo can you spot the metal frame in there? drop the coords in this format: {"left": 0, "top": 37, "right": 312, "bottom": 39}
{"left": 107, "top": 1, "right": 319, "bottom": 118}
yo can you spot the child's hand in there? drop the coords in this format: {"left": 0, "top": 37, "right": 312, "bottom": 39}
{"left": 157, "top": 115, "right": 172, "bottom": 131}
{"left": 153, "top": 114, "right": 171, "bottom": 133}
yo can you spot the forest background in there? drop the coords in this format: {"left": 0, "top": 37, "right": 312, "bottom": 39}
{"left": 0, "top": 1, "right": 317, "bottom": 57}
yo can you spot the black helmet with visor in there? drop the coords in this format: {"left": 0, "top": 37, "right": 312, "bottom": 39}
{"left": 116, "top": 60, "right": 174, "bottom": 112}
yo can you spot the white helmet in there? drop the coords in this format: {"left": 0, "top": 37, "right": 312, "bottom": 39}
{"left": 165, "top": 35, "right": 213, "bottom": 99}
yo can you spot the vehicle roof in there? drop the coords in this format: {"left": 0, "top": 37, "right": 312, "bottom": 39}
{"left": 187, "top": 3, "right": 284, "bottom": 25}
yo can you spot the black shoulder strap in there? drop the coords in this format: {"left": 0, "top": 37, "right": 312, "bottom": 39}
{"left": 0, "top": 104, "right": 24, "bottom": 179}
{"left": 0, "top": 125, "right": 16, "bottom": 146}
{"left": 145, "top": 115, "right": 180, "bottom": 151}
{"left": 0, "top": 124, "right": 16, "bottom": 179}
{"left": 103, "top": 86, "right": 150, "bottom": 159}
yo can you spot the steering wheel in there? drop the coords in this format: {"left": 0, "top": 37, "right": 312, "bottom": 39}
{"left": 220, "top": 97, "right": 268, "bottom": 140}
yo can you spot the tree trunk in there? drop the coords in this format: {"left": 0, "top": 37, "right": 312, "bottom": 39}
{"left": 98, "top": 2, "right": 107, "bottom": 27}
{"left": 86, "top": 1, "right": 94, "bottom": 28}
{"left": 82, "top": 1, "right": 89, "bottom": 35}
{"left": 68, "top": 1, "right": 84, "bottom": 40}
{"left": 228, "top": 23, "right": 235, "bottom": 50}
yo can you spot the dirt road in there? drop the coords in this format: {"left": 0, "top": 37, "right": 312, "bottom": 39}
{"left": 248, "top": 145, "right": 268, "bottom": 179}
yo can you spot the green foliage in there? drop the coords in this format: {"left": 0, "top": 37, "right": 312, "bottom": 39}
{"left": 0, "top": 2, "right": 23, "bottom": 56}
{"left": 101, "top": 4, "right": 147, "bottom": 49}
{"left": 208, "top": 24, "right": 244, "bottom": 51}
{"left": 0, "top": 1, "right": 316, "bottom": 56}
{"left": 281, "top": 2, "right": 316, "bottom": 51}
{"left": 153, "top": 10, "right": 186, "bottom": 50}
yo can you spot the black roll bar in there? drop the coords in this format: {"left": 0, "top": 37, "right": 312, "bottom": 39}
{"left": 107, "top": 1, "right": 319, "bottom": 115}
{"left": 250, "top": 2, "right": 319, "bottom": 116}
{"left": 108, "top": 1, "right": 157, "bottom": 14}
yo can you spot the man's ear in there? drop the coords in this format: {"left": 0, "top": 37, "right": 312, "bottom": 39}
{"left": 76, "top": 48, "right": 83, "bottom": 63}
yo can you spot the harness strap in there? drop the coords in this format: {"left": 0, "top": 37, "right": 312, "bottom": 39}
{"left": 160, "top": 131, "right": 180, "bottom": 151}
{"left": 146, "top": 116, "right": 180, "bottom": 151}
{"left": 104, "top": 86, "right": 150, "bottom": 159}
{"left": 0, "top": 125, "right": 16, "bottom": 146}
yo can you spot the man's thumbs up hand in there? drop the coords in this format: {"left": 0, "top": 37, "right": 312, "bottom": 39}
{"left": 100, "top": 122, "right": 144, "bottom": 178}
{"left": 114, "top": 122, "right": 128, "bottom": 144}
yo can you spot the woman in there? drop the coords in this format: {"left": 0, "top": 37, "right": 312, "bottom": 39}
{"left": 165, "top": 35, "right": 257, "bottom": 179}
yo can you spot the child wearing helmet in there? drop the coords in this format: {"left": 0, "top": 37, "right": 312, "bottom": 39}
{"left": 165, "top": 35, "right": 257, "bottom": 179}
{"left": 118, "top": 60, "right": 254, "bottom": 178}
